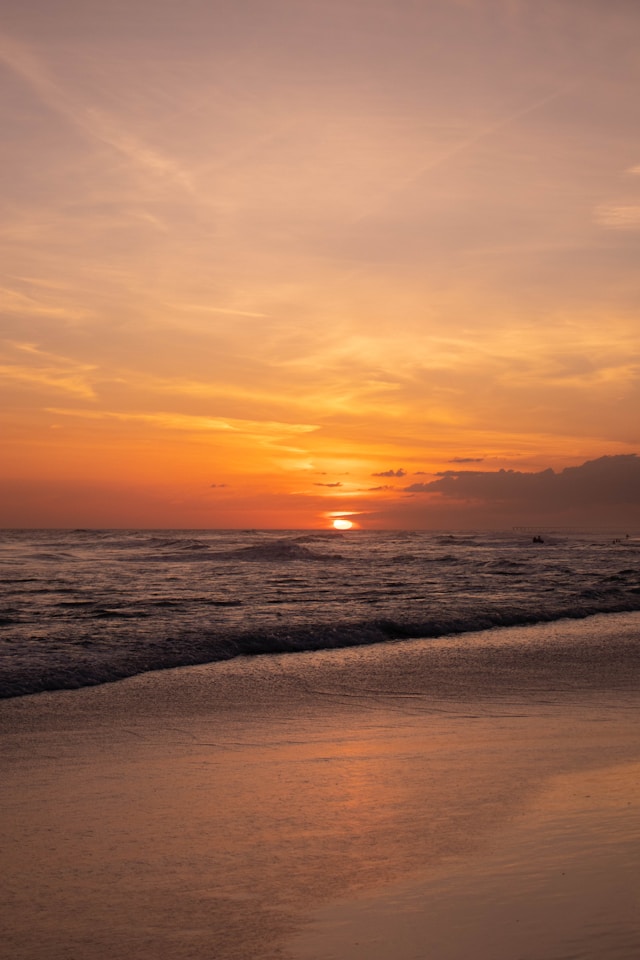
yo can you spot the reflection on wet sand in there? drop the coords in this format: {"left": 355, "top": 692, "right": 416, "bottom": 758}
{"left": 1, "top": 615, "right": 639, "bottom": 960}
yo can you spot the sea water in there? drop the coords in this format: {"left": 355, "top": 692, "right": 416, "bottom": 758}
{"left": 1, "top": 528, "right": 639, "bottom": 699}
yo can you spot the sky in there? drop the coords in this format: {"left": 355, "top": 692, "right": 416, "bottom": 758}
{"left": 1, "top": 0, "right": 639, "bottom": 529}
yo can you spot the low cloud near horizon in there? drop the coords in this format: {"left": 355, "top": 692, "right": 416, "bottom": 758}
{"left": 403, "top": 456, "right": 640, "bottom": 522}
{"left": 403, "top": 454, "right": 640, "bottom": 511}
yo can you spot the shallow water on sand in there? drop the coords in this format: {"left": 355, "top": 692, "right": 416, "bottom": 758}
{"left": 1, "top": 615, "right": 639, "bottom": 960}
{"left": 294, "top": 760, "right": 640, "bottom": 960}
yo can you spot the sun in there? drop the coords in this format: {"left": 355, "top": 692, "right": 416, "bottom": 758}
{"left": 332, "top": 518, "right": 353, "bottom": 530}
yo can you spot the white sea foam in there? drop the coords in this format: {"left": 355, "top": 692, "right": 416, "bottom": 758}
{"left": 1, "top": 529, "right": 639, "bottom": 698}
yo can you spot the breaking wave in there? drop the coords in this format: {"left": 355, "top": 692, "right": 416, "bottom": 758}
{"left": 1, "top": 528, "right": 639, "bottom": 698}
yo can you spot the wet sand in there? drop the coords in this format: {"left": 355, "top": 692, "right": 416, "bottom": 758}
{"left": 1, "top": 613, "right": 639, "bottom": 959}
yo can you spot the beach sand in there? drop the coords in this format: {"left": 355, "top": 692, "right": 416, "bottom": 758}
{"left": 1, "top": 613, "right": 639, "bottom": 960}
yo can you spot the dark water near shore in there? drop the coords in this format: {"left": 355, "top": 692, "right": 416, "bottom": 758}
{"left": 1, "top": 528, "right": 639, "bottom": 699}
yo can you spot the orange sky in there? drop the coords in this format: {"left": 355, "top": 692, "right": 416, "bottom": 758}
{"left": 1, "top": 0, "right": 639, "bottom": 528}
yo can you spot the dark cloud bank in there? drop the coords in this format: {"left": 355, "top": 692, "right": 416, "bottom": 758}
{"left": 401, "top": 455, "right": 640, "bottom": 527}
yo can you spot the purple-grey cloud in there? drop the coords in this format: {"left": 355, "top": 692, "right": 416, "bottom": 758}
{"left": 448, "top": 457, "right": 485, "bottom": 464}
{"left": 314, "top": 481, "right": 342, "bottom": 487}
{"left": 372, "top": 468, "right": 407, "bottom": 477}
{"left": 403, "top": 455, "right": 640, "bottom": 511}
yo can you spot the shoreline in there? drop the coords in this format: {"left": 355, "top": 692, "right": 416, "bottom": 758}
{"left": 2, "top": 614, "right": 640, "bottom": 959}
{"left": 3, "top": 606, "right": 640, "bottom": 704}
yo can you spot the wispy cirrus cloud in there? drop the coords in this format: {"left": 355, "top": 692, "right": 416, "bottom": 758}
{"left": 0, "top": 341, "right": 97, "bottom": 398}
{"left": 0, "top": 30, "right": 194, "bottom": 193}
{"left": 0, "top": 284, "right": 90, "bottom": 320}
{"left": 595, "top": 205, "right": 640, "bottom": 229}
{"left": 45, "top": 406, "right": 318, "bottom": 441}
{"left": 167, "top": 302, "right": 271, "bottom": 320}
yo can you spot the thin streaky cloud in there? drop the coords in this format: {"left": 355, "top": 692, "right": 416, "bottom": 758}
{"left": 0, "top": 31, "right": 194, "bottom": 193}
{"left": 351, "top": 83, "right": 576, "bottom": 224}
{"left": 45, "top": 407, "right": 319, "bottom": 437}
{"left": 0, "top": 365, "right": 96, "bottom": 399}
{"left": 169, "top": 303, "right": 271, "bottom": 319}
{"left": 595, "top": 205, "right": 640, "bottom": 229}
{"left": 0, "top": 342, "right": 98, "bottom": 398}
{"left": 0, "top": 285, "right": 89, "bottom": 319}
{"left": 3, "top": 339, "right": 98, "bottom": 364}
{"left": 14, "top": 276, "right": 80, "bottom": 291}
{"left": 109, "top": 371, "right": 328, "bottom": 414}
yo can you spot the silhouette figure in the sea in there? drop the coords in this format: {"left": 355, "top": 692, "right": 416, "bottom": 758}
{"left": 532, "top": 535, "right": 544, "bottom": 544}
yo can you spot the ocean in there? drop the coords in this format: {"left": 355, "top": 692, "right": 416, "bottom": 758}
{"left": 1, "top": 527, "right": 640, "bottom": 699}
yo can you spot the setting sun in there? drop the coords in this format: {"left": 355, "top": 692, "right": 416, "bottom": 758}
{"left": 332, "top": 519, "right": 353, "bottom": 531}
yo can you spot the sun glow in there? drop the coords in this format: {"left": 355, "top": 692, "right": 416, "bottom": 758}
{"left": 332, "top": 518, "right": 353, "bottom": 530}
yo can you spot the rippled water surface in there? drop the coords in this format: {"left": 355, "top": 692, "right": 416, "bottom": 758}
{"left": 1, "top": 528, "right": 639, "bottom": 697}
